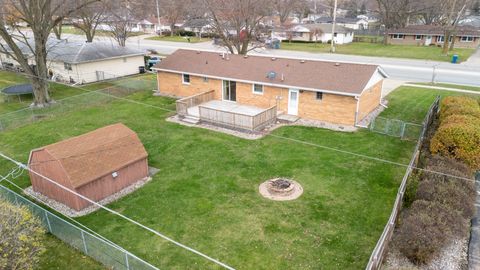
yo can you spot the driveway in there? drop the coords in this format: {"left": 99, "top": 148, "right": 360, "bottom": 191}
{"left": 461, "top": 47, "right": 480, "bottom": 67}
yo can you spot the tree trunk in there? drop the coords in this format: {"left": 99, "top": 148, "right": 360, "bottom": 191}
{"left": 442, "top": 29, "right": 450, "bottom": 55}
{"left": 170, "top": 24, "right": 175, "bottom": 36}
{"left": 449, "top": 33, "right": 457, "bottom": 51}
{"left": 53, "top": 20, "right": 63, "bottom": 40}
{"left": 86, "top": 31, "right": 94, "bottom": 42}
{"left": 31, "top": 35, "right": 52, "bottom": 107}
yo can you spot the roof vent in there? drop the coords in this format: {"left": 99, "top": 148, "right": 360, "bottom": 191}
{"left": 244, "top": 55, "right": 248, "bottom": 58}
{"left": 335, "top": 62, "right": 340, "bottom": 66}
{"left": 271, "top": 57, "right": 276, "bottom": 61}
{"left": 266, "top": 71, "right": 277, "bottom": 79}
{"left": 300, "top": 60, "right": 306, "bottom": 63}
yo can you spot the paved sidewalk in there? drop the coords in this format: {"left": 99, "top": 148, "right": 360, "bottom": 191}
{"left": 469, "top": 173, "right": 480, "bottom": 270}
{"left": 404, "top": 83, "right": 480, "bottom": 95}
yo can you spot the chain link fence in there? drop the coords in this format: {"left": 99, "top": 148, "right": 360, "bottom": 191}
{"left": 0, "top": 74, "right": 157, "bottom": 132}
{"left": 0, "top": 184, "right": 159, "bottom": 270}
{"left": 369, "top": 116, "right": 423, "bottom": 141}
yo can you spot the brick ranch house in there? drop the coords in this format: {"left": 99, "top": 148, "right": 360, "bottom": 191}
{"left": 387, "top": 25, "right": 480, "bottom": 48}
{"left": 154, "top": 49, "right": 387, "bottom": 130}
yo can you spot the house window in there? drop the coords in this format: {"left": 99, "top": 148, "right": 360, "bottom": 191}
{"left": 334, "top": 32, "right": 338, "bottom": 37}
{"left": 203, "top": 77, "right": 208, "bottom": 82}
{"left": 316, "top": 92, "right": 323, "bottom": 100}
{"left": 182, "top": 74, "right": 190, "bottom": 84}
{"left": 461, "top": 36, "right": 474, "bottom": 42}
{"left": 392, "top": 34, "right": 404, "bottom": 39}
{"left": 253, "top": 84, "right": 263, "bottom": 94}
{"left": 64, "top": 62, "right": 72, "bottom": 71}
{"left": 437, "top": 35, "right": 453, "bottom": 43}
{"left": 415, "top": 35, "right": 422, "bottom": 40}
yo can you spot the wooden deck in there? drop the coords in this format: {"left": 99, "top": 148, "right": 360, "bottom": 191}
{"left": 176, "top": 91, "right": 277, "bottom": 131}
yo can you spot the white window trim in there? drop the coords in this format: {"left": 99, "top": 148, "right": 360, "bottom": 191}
{"left": 392, "top": 34, "right": 404, "bottom": 39}
{"left": 182, "top": 73, "right": 190, "bottom": 85}
{"left": 252, "top": 84, "right": 264, "bottom": 95}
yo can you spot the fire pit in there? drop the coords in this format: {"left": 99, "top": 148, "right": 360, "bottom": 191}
{"left": 259, "top": 178, "right": 303, "bottom": 201}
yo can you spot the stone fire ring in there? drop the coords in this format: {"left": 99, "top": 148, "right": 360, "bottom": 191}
{"left": 259, "top": 178, "right": 303, "bottom": 201}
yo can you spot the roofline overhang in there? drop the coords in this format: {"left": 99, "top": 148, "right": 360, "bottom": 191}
{"left": 153, "top": 67, "right": 362, "bottom": 97}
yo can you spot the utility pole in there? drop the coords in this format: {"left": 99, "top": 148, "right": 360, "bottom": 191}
{"left": 155, "top": 0, "right": 162, "bottom": 35}
{"left": 330, "top": 0, "right": 338, "bottom": 53}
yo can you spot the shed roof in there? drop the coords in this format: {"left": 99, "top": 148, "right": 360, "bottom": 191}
{"left": 154, "top": 49, "right": 385, "bottom": 96}
{"left": 30, "top": 123, "right": 148, "bottom": 188}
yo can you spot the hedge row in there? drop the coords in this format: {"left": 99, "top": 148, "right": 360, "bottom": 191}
{"left": 395, "top": 155, "right": 475, "bottom": 264}
{"left": 431, "top": 96, "right": 480, "bottom": 170}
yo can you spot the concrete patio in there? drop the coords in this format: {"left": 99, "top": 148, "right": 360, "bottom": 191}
{"left": 187, "top": 100, "right": 267, "bottom": 117}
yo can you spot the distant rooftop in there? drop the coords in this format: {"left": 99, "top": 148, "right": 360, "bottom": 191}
{"left": 5, "top": 38, "right": 144, "bottom": 64}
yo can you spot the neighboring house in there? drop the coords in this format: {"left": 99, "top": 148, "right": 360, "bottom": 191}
{"left": 28, "top": 123, "right": 149, "bottom": 211}
{"left": 386, "top": 25, "right": 480, "bottom": 48}
{"left": 133, "top": 19, "right": 156, "bottom": 33}
{"left": 154, "top": 49, "right": 387, "bottom": 128}
{"left": 278, "top": 24, "right": 354, "bottom": 44}
{"left": 459, "top": 16, "right": 480, "bottom": 28}
{"left": 0, "top": 39, "right": 145, "bottom": 84}
{"left": 315, "top": 17, "right": 369, "bottom": 30}
{"left": 182, "top": 18, "right": 214, "bottom": 37}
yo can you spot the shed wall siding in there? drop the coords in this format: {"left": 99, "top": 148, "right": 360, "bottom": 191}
{"left": 75, "top": 158, "right": 149, "bottom": 210}
{"left": 29, "top": 150, "right": 80, "bottom": 209}
{"left": 358, "top": 80, "right": 382, "bottom": 121}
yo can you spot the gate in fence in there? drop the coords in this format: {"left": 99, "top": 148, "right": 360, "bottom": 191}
{"left": 0, "top": 185, "right": 159, "bottom": 270}
{"left": 369, "top": 116, "right": 423, "bottom": 141}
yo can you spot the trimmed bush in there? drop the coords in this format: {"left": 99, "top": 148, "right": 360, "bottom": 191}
{"left": 395, "top": 200, "right": 466, "bottom": 264}
{"left": 430, "top": 114, "right": 480, "bottom": 169}
{"left": 439, "top": 96, "right": 480, "bottom": 122}
{"left": 416, "top": 177, "right": 475, "bottom": 219}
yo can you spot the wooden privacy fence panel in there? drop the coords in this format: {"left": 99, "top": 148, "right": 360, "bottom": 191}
{"left": 199, "top": 105, "right": 277, "bottom": 131}
{"left": 176, "top": 90, "right": 215, "bottom": 116}
{"left": 366, "top": 96, "right": 440, "bottom": 270}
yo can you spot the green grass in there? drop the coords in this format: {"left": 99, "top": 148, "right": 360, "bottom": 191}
{"left": 0, "top": 81, "right": 451, "bottom": 269}
{"left": 380, "top": 86, "right": 480, "bottom": 123}
{"left": 39, "top": 235, "right": 105, "bottom": 270}
{"left": 146, "top": 35, "right": 210, "bottom": 43}
{"left": 280, "top": 42, "right": 475, "bottom": 62}
{"left": 411, "top": 82, "right": 480, "bottom": 92}
{"left": 60, "top": 26, "right": 145, "bottom": 37}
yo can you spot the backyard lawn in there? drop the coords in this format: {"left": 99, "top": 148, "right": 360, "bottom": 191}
{"left": 0, "top": 75, "right": 460, "bottom": 269}
{"left": 146, "top": 35, "right": 211, "bottom": 43}
{"left": 280, "top": 42, "right": 475, "bottom": 62}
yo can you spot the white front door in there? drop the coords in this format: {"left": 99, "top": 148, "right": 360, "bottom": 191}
{"left": 425, "top": 35, "right": 432, "bottom": 46}
{"left": 288, "top": 89, "right": 299, "bottom": 115}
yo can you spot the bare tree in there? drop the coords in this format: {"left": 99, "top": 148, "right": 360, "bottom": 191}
{"left": 104, "top": 0, "right": 135, "bottom": 46}
{"left": 161, "top": 0, "right": 188, "bottom": 36}
{"left": 0, "top": 0, "right": 97, "bottom": 107}
{"left": 72, "top": 2, "right": 106, "bottom": 42}
{"left": 205, "top": 0, "right": 272, "bottom": 55}
{"left": 274, "top": 0, "right": 306, "bottom": 25}
{"left": 52, "top": 18, "right": 64, "bottom": 39}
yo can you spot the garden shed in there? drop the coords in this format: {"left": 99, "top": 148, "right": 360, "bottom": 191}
{"left": 28, "top": 123, "right": 149, "bottom": 211}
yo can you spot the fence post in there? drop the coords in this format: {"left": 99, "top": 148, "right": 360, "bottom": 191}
{"left": 44, "top": 210, "right": 52, "bottom": 232}
{"left": 125, "top": 252, "right": 130, "bottom": 270}
{"left": 400, "top": 122, "right": 406, "bottom": 139}
{"left": 81, "top": 231, "right": 89, "bottom": 255}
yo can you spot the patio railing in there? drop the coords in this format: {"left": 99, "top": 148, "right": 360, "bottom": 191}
{"left": 176, "top": 90, "right": 215, "bottom": 116}
{"left": 198, "top": 105, "right": 277, "bottom": 131}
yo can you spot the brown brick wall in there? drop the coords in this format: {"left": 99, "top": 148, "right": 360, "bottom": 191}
{"left": 298, "top": 91, "right": 357, "bottom": 125}
{"left": 358, "top": 80, "right": 382, "bottom": 121}
{"left": 157, "top": 71, "right": 361, "bottom": 125}
{"left": 387, "top": 34, "right": 480, "bottom": 49}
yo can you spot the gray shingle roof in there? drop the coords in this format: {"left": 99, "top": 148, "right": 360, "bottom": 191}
{"left": 11, "top": 39, "right": 144, "bottom": 64}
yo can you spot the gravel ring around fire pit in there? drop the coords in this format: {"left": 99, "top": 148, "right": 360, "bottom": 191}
{"left": 259, "top": 178, "right": 303, "bottom": 201}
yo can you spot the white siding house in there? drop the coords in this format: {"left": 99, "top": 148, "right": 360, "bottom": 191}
{"left": 0, "top": 39, "right": 145, "bottom": 84}
{"left": 276, "top": 24, "right": 354, "bottom": 44}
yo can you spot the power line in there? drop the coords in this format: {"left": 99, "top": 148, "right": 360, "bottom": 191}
{"left": 0, "top": 152, "right": 236, "bottom": 270}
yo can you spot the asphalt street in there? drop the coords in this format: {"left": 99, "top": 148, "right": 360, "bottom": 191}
{"left": 64, "top": 33, "right": 480, "bottom": 87}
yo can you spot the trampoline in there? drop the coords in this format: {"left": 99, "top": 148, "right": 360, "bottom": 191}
{"left": 1, "top": 84, "right": 33, "bottom": 102}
